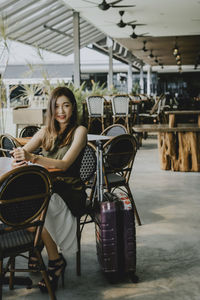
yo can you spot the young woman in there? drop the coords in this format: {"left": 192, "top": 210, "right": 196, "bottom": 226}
{"left": 12, "top": 86, "right": 88, "bottom": 292}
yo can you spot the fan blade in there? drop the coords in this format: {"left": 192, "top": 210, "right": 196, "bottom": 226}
{"left": 110, "top": 0, "right": 123, "bottom": 4}
{"left": 131, "top": 23, "right": 146, "bottom": 26}
{"left": 139, "top": 33, "right": 149, "bottom": 36}
{"left": 82, "top": 0, "right": 97, "bottom": 4}
{"left": 112, "top": 5, "right": 136, "bottom": 8}
{"left": 126, "top": 21, "right": 137, "bottom": 25}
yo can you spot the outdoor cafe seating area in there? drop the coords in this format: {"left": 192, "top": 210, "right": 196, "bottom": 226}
{"left": 1, "top": 0, "right": 200, "bottom": 298}
{"left": 1, "top": 132, "right": 200, "bottom": 300}
{"left": 0, "top": 89, "right": 200, "bottom": 299}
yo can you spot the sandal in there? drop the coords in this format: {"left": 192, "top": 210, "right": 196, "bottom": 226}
{"left": 38, "top": 253, "right": 67, "bottom": 293}
{"left": 28, "top": 242, "right": 44, "bottom": 271}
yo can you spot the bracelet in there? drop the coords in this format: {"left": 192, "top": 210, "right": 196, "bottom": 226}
{"left": 31, "top": 154, "right": 38, "bottom": 164}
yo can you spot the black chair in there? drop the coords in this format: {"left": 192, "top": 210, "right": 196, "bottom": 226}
{"left": 19, "top": 125, "right": 40, "bottom": 138}
{"left": 102, "top": 134, "right": 141, "bottom": 226}
{"left": 0, "top": 134, "right": 22, "bottom": 157}
{"left": 101, "top": 124, "right": 128, "bottom": 136}
{"left": 0, "top": 165, "right": 56, "bottom": 300}
{"left": 76, "top": 142, "right": 97, "bottom": 276}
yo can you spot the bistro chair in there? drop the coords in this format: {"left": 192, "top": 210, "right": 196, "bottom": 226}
{"left": 0, "top": 165, "right": 56, "bottom": 300}
{"left": 86, "top": 95, "right": 106, "bottom": 133}
{"left": 101, "top": 124, "right": 128, "bottom": 136}
{"left": 0, "top": 134, "right": 22, "bottom": 158}
{"left": 138, "top": 94, "right": 166, "bottom": 124}
{"left": 19, "top": 126, "right": 42, "bottom": 155}
{"left": 19, "top": 125, "right": 40, "bottom": 138}
{"left": 102, "top": 134, "right": 141, "bottom": 226}
{"left": 111, "top": 95, "right": 131, "bottom": 133}
{"left": 76, "top": 142, "right": 97, "bottom": 276}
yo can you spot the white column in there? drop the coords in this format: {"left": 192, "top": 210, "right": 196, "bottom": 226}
{"left": 147, "top": 65, "right": 152, "bottom": 96}
{"left": 107, "top": 37, "right": 113, "bottom": 90}
{"left": 139, "top": 66, "right": 144, "bottom": 94}
{"left": 127, "top": 62, "right": 133, "bottom": 94}
{"left": 5, "top": 84, "right": 10, "bottom": 109}
{"left": 73, "top": 11, "right": 80, "bottom": 88}
{"left": 108, "top": 46, "right": 113, "bottom": 90}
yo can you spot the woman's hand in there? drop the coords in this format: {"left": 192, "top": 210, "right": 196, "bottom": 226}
{"left": 11, "top": 147, "right": 31, "bottom": 167}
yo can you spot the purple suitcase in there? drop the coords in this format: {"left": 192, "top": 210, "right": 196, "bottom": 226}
{"left": 95, "top": 192, "right": 138, "bottom": 283}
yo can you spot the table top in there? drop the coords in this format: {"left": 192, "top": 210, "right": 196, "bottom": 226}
{"left": 164, "top": 110, "right": 200, "bottom": 115}
{"left": 87, "top": 134, "right": 112, "bottom": 141}
{"left": 16, "top": 134, "right": 112, "bottom": 146}
{"left": 0, "top": 134, "right": 113, "bottom": 178}
{"left": 133, "top": 124, "right": 200, "bottom": 133}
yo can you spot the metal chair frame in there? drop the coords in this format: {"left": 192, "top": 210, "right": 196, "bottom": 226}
{"left": 111, "top": 95, "right": 131, "bottom": 133}
{"left": 86, "top": 95, "right": 106, "bottom": 132}
{"left": 102, "top": 134, "right": 141, "bottom": 226}
{"left": 0, "top": 165, "right": 56, "bottom": 299}
{"left": 0, "top": 134, "right": 22, "bottom": 157}
{"left": 76, "top": 142, "right": 97, "bottom": 276}
{"left": 19, "top": 125, "right": 40, "bottom": 138}
{"left": 101, "top": 124, "right": 128, "bottom": 136}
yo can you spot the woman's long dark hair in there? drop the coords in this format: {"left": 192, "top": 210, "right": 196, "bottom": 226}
{"left": 42, "top": 86, "right": 78, "bottom": 151}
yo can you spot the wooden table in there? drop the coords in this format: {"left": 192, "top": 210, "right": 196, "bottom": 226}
{"left": 133, "top": 124, "right": 200, "bottom": 172}
{"left": 164, "top": 110, "right": 200, "bottom": 127}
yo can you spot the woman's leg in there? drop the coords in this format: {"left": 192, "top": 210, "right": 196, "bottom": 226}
{"left": 41, "top": 227, "right": 60, "bottom": 260}
{"left": 38, "top": 227, "right": 67, "bottom": 292}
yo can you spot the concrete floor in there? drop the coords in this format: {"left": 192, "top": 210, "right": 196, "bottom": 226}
{"left": 3, "top": 135, "right": 200, "bottom": 300}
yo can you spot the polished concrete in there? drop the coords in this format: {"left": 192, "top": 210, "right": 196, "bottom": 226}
{"left": 3, "top": 135, "right": 200, "bottom": 300}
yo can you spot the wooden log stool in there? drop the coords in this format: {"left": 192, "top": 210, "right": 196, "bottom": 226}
{"left": 158, "top": 131, "right": 200, "bottom": 172}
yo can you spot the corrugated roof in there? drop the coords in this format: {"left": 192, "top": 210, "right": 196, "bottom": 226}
{"left": 0, "top": 0, "right": 140, "bottom": 68}
{"left": 1, "top": 0, "right": 105, "bottom": 57}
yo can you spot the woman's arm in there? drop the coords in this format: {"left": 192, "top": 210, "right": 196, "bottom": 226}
{"left": 12, "top": 126, "right": 87, "bottom": 171}
{"left": 23, "top": 127, "right": 45, "bottom": 152}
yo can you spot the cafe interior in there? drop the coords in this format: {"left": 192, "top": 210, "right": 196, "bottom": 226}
{"left": 0, "top": 0, "right": 200, "bottom": 299}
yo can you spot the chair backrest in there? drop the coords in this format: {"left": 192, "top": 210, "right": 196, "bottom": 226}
{"left": 0, "top": 134, "right": 22, "bottom": 157}
{"left": 0, "top": 165, "right": 52, "bottom": 228}
{"left": 101, "top": 124, "right": 128, "bottom": 136}
{"left": 19, "top": 125, "right": 40, "bottom": 138}
{"left": 103, "top": 134, "right": 137, "bottom": 178}
{"left": 86, "top": 96, "right": 105, "bottom": 116}
{"left": 111, "top": 95, "right": 130, "bottom": 116}
{"left": 80, "top": 142, "right": 97, "bottom": 183}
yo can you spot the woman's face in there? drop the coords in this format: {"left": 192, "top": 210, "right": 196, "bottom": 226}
{"left": 55, "top": 95, "right": 73, "bottom": 127}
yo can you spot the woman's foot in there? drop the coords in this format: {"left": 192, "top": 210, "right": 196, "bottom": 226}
{"left": 38, "top": 253, "right": 67, "bottom": 293}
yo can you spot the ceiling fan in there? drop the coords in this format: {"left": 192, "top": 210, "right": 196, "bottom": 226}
{"left": 117, "top": 10, "right": 137, "bottom": 28}
{"left": 83, "top": 0, "right": 135, "bottom": 11}
{"left": 130, "top": 26, "right": 149, "bottom": 39}
{"left": 142, "top": 40, "right": 148, "bottom": 52}
{"left": 148, "top": 50, "right": 154, "bottom": 58}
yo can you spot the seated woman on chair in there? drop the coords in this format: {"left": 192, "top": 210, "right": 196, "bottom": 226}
{"left": 12, "top": 86, "right": 87, "bottom": 293}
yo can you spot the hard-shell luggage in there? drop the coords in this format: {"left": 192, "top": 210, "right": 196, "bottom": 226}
{"left": 95, "top": 191, "right": 138, "bottom": 283}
